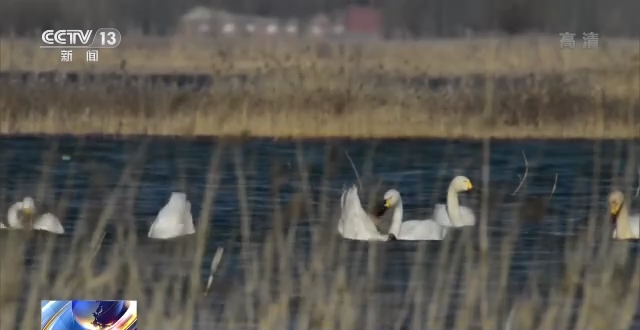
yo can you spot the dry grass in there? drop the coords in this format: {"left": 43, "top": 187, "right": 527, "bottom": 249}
{"left": 0, "top": 72, "right": 639, "bottom": 139}
{"left": 1, "top": 36, "right": 639, "bottom": 77}
{"left": 0, "top": 36, "right": 639, "bottom": 138}
{"left": 0, "top": 142, "right": 639, "bottom": 330}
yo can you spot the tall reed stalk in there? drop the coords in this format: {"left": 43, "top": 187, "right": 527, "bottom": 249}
{"left": 0, "top": 141, "right": 638, "bottom": 330}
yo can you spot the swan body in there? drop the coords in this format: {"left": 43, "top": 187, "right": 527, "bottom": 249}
{"left": 396, "top": 219, "right": 448, "bottom": 240}
{"left": 32, "top": 213, "right": 65, "bottom": 233}
{"left": 433, "top": 176, "right": 476, "bottom": 227}
{"left": 6, "top": 197, "right": 65, "bottom": 234}
{"left": 148, "top": 192, "right": 196, "bottom": 239}
{"left": 338, "top": 185, "right": 390, "bottom": 241}
{"left": 609, "top": 191, "right": 640, "bottom": 239}
{"left": 433, "top": 205, "right": 476, "bottom": 227}
{"left": 382, "top": 189, "right": 448, "bottom": 240}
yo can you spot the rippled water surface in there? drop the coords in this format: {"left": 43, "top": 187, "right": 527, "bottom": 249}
{"left": 1, "top": 136, "right": 639, "bottom": 329}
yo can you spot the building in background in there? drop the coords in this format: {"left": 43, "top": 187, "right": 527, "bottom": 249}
{"left": 343, "top": 5, "right": 382, "bottom": 39}
{"left": 306, "top": 13, "right": 332, "bottom": 37}
{"left": 177, "top": 5, "right": 383, "bottom": 40}
{"left": 178, "top": 6, "right": 216, "bottom": 36}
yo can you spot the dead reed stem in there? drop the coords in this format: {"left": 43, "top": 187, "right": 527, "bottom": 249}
{"left": 550, "top": 173, "right": 558, "bottom": 197}
{"left": 512, "top": 151, "right": 528, "bottom": 195}
{"left": 344, "top": 151, "right": 362, "bottom": 191}
{"left": 636, "top": 167, "right": 640, "bottom": 197}
{"left": 0, "top": 142, "right": 638, "bottom": 330}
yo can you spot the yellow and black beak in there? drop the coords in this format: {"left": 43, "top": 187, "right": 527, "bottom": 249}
{"left": 610, "top": 202, "right": 622, "bottom": 223}
{"left": 610, "top": 201, "right": 623, "bottom": 226}
{"left": 465, "top": 181, "right": 473, "bottom": 191}
{"left": 374, "top": 199, "right": 391, "bottom": 217}
{"left": 20, "top": 208, "right": 35, "bottom": 229}
{"left": 384, "top": 199, "right": 391, "bottom": 208}
{"left": 610, "top": 201, "right": 622, "bottom": 215}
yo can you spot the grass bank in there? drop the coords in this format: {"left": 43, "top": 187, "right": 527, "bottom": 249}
{"left": 0, "top": 71, "right": 639, "bottom": 139}
{"left": 1, "top": 36, "right": 638, "bottom": 77}
{"left": 1, "top": 145, "right": 639, "bottom": 330}
{"left": 1, "top": 36, "right": 638, "bottom": 139}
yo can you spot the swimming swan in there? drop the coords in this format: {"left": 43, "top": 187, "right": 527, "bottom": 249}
{"left": 609, "top": 191, "right": 639, "bottom": 240}
{"left": 6, "top": 197, "right": 65, "bottom": 234}
{"left": 338, "top": 184, "right": 391, "bottom": 241}
{"left": 148, "top": 192, "right": 196, "bottom": 239}
{"left": 433, "top": 176, "right": 476, "bottom": 227}
{"left": 382, "top": 189, "right": 448, "bottom": 240}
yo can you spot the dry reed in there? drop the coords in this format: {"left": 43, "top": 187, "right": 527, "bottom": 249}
{"left": 0, "top": 76, "right": 638, "bottom": 138}
{"left": 0, "top": 36, "right": 639, "bottom": 138}
{"left": 0, "top": 141, "right": 639, "bottom": 330}
{"left": 1, "top": 36, "right": 639, "bottom": 76}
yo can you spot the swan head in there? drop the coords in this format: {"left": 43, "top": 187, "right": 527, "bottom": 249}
{"left": 19, "top": 197, "right": 36, "bottom": 227}
{"left": 22, "top": 197, "right": 36, "bottom": 213}
{"left": 451, "top": 176, "right": 473, "bottom": 192}
{"left": 169, "top": 192, "right": 187, "bottom": 203}
{"left": 608, "top": 190, "right": 625, "bottom": 222}
{"left": 383, "top": 189, "right": 402, "bottom": 209}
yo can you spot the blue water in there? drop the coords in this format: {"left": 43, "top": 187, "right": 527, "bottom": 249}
{"left": 1, "top": 136, "right": 639, "bottom": 329}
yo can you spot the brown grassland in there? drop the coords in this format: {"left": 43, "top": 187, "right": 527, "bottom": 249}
{"left": 0, "top": 36, "right": 639, "bottom": 138}
{"left": 0, "top": 144, "right": 639, "bottom": 330}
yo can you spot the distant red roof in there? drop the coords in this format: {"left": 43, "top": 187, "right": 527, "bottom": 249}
{"left": 344, "top": 5, "right": 381, "bottom": 35}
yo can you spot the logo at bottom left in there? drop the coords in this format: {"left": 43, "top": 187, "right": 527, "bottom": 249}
{"left": 41, "top": 300, "right": 137, "bottom": 330}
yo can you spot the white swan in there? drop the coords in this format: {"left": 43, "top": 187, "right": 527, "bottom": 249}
{"left": 433, "top": 176, "right": 476, "bottom": 227}
{"left": 338, "top": 184, "right": 390, "bottom": 241}
{"left": 6, "top": 197, "right": 65, "bottom": 234}
{"left": 382, "top": 189, "right": 448, "bottom": 240}
{"left": 148, "top": 192, "right": 196, "bottom": 239}
{"left": 609, "top": 190, "right": 639, "bottom": 240}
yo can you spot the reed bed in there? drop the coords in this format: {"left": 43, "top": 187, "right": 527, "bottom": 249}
{"left": 0, "top": 140, "right": 639, "bottom": 330}
{"left": 1, "top": 36, "right": 639, "bottom": 77}
{"left": 1, "top": 36, "right": 639, "bottom": 138}
{"left": 0, "top": 71, "right": 638, "bottom": 138}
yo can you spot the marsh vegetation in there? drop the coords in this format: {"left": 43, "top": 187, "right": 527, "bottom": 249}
{"left": 0, "top": 138, "right": 639, "bottom": 329}
{"left": 1, "top": 38, "right": 639, "bottom": 138}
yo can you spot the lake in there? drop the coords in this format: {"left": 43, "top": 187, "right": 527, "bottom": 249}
{"left": 1, "top": 136, "right": 639, "bottom": 329}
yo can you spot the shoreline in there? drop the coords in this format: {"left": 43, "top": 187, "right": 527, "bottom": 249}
{"left": 0, "top": 126, "right": 637, "bottom": 140}
{"left": 1, "top": 88, "right": 637, "bottom": 140}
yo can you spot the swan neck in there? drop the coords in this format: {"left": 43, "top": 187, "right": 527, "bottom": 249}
{"left": 7, "top": 203, "right": 22, "bottom": 228}
{"left": 615, "top": 203, "right": 634, "bottom": 239}
{"left": 446, "top": 186, "right": 461, "bottom": 226}
{"left": 389, "top": 198, "right": 404, "bottom": 237}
